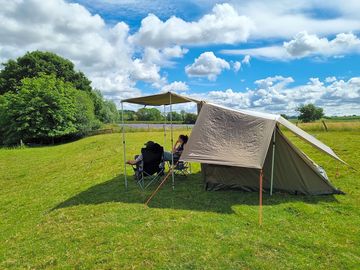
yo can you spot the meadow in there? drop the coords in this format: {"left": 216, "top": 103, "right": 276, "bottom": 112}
{"left": 0, "top": 124, "right": 359, "bottom": 269}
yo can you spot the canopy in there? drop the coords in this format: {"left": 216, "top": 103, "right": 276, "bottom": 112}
{"left": 121, "top": 91, "right": 201, "bottom": 191}
{"left": 181, "top": 103, "right": 346, "bottom": 168}
{"left": 122, "top": 91, "right": 200, "bottom": 106}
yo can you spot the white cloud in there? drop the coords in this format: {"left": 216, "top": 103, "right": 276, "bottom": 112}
{"left": 242, "top": 55, "right": 251, "bottom": 65}
{"left": 129, "top": 1, "right": 360, "bottom": 49}
{"left": 233, "top": 61, "right": 241, "bottom": 72}
{"left": 254, "top": 76, "right": 294, "bottom": 89}
{"left": 161, "top": 81, "right": 189, "bottom": 93}
{"left": 221, "top": 32, "right": 360, "bottom": 60}
{"left": 220, "top": 46, "right": 290, "bottom": 60}
{"left": 142, "top": 45, "right": 188, "bottom": 67}
{"left": 284, "top": 31, "right": 360, "bottom": 57}
{"left": 196, "top": 76, "right": 360, "bottom": 115}
{"left": 231, "top": 0, "right": 360, "bottom": 40}
{"left": 130, "top": 3, "right": 253, "bottom": 48}
{"left": 0, "top": 0, "right": 168, "bottom": 100}
{"left": 185, "top": 52, "right": 230, "bottom": 81}
{"left": 325, "top": 76, "right": 337, "bottom": 83}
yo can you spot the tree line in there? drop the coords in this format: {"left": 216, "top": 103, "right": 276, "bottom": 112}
{"left": 122, "top": 108, "right": 197, "bottom": 124}
{"left": 0, "top": 51, "right": 119, "bottom": 145}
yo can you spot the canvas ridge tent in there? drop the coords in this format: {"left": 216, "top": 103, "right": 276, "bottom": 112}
{"left": 180, "top": 103, "right": 345, "bottom": 195}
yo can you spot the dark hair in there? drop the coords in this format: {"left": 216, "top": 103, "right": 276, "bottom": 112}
{"left": 179, "top": 134, "right": 188, "bottom": 144}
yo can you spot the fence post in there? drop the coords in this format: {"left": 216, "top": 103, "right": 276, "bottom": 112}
{"left": 321, "top": 120, "right": 328, "bottom": 132}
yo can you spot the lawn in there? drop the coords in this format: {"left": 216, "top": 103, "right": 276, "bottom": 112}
{"left": 0, "top": 129, "right": 359, "bottom": 269}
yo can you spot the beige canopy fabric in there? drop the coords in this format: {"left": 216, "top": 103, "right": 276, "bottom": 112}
{"left": 203, "top": 128, "right": 342, "bottom": 195}
{"left": 277, "top": 116, "right": 346, "bottom": 164}
{"left": 122, "top": 91, "right": 200, "bottom": 106}
{"left": 180, "top": 103, "right": 344, "bottom": 195}
{"left": 181, "top": 103, "right": 276, "bottom": 169}
{"left": 182, "top": 103, "right": 345, "bottom": 165}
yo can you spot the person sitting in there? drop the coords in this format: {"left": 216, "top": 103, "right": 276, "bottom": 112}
{"left": 126, "top": 141, "right": 164, "bottom": 180}
{"left": 163, "top": 134, "right": 188, "bottom": 162}
{"left": 126, "top": 140, "right": 156, "bottom": 167}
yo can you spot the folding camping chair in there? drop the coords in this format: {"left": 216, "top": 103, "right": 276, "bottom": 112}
{"left": 167, "top": 157, "right": 191, "bottom": 177}
{"left": 132, "top": 145, "right": 165, "bottom": 189}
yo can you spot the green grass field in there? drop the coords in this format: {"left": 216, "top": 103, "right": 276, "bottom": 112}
{"left": 1, "top": 129, "right": 359, "bottom": 269}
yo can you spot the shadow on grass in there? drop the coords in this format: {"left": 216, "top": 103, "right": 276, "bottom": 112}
{"left": 53, "top": 173, "right": 339, "bottom": 214}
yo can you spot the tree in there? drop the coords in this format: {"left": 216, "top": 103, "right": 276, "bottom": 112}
{"left": 0, "top": 51, "right": 92, "bottom": 94}
{"left": 89, "top": 89, "right": 119, "bottom": 123}
{"left": 136, "top": 108, "right": 162, "bottom": 121}
{"left": 121, "top": 110, "right": 137, "bottom": 121}
{"left": 0, "top": 74, "right": 97, "bottom": 145}
{"left": 296, "top": 104, "right": 324, "bottom": 123}
{"left": 184, "top": 113, "right": 197, "bottom": 124}
{"left": 167, "top": 111, "right": 182, "bottom": 121}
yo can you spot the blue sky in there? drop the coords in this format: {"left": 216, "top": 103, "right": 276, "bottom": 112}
{"left": 0, "top": 0, "right": 359, "bottom": 115}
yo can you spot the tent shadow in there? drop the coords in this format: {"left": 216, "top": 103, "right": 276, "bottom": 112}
{"left": 52, "top": 173, "right": 339, "bottom": 214}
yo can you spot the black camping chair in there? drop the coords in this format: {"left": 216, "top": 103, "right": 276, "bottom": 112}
{"left": 167, "top": 156, "right": 191, "bottom": 177}
{"left": 132, "top": 144, "right": 165, "bottom": 189}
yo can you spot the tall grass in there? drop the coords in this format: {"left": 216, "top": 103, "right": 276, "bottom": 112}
{"left": 295, "top": 120, "right": 360, "bottom": 132}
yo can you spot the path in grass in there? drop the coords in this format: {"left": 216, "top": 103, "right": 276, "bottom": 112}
{"left": 0, "top": 130, "right": 359, "bottom": 269}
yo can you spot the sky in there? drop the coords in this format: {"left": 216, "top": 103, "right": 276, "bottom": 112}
{"left": 0, "top": 0, "right": 359, "bottom": 115}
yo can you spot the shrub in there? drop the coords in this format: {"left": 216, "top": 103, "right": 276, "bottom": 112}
{"left": 0, "top": 74, "right": 97, "bottom": 145}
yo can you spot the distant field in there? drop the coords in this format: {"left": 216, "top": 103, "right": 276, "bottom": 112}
{"left": 99, "top": 120, "right": 360, "bottom": 135}
{"left": 0, "top": 128, "right": 359, "bottom": 269}
{"left": 295, "top": 120, "right": 360, "bottom": 132}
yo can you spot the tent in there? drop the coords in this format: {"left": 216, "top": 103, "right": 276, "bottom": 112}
{"left": 180, "top": 103, "right": 345, "bottom": 195}
{"left": 120, "top": 91, "right": 201, "bottom": 189}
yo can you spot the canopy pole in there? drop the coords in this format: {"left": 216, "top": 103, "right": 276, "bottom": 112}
{"left": 170, "top": 94, "right": 175, "bottom": 190}
{"left": 169, "top": 93, "right": 175, "bottom": 190}
{"left": 121, "top": 102, "right": 128, "bottom": 190}
{"left": 259, "top": 169, "right": 263, "bottom": 226}
{"left": 270, "top": 128, "right": 276, "bottom": 196}
{"left": 163, "top": 105, "right": 166, "bottom": 147}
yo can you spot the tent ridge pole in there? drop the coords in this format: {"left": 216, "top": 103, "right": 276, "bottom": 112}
{"left": 121, "top": 102, "right": 128, "bottom": 190}
{"left": 270, "top": 127, "right": 276, "bottom": 196}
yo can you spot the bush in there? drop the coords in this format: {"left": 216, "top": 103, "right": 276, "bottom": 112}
{"left": 184, "top": 113, "right": 197, "bottom": 124}
{"left": 0, "top": 74, "right": 97, "bottom": 145}
{"left": 89, "top": 89, "right": 119, "bottom": 123}
{"left": 136, "top": 108, "right": 163, "bottom": 121}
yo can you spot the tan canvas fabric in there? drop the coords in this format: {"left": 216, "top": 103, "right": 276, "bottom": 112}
{"left": 204, "top": 128, "right": 342, "bottom": 195}
{"left": 277, "top": 116, "right": 346, "bottom": 164}
{"left": 182, "top": 103, "right": 344, "bottom": 166}
{"left": 122, "top": 91, "right": 200, "bottom": 106}
{"left": 181, "top": 103, "right": 276, "bottom": 169}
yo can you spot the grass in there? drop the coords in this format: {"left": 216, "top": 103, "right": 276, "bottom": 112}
{"left": 287, "top": 119, "right": 360, "bottom": 132}
{"left": 0, "top": 129, "right": 359, "bottom": 269}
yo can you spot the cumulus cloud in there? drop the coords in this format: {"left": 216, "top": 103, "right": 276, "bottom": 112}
{"left": 284, "top": 31, "right": 360, "bottom": 57}
{"left": 233, "top": 61, "right": 241, "bottom": 73}
{"left": 185, "top": 52, "right": 230, "bottom": 81}
{"left": 0, "top": 0, "right": 171, "bottom": 100}
{"left": 325, "top": 76, "right": 337, "bottom": 83}
{"left": 142, "top": 45, "right": 188, "bottom": 67}
{"left": 197, "top": 76, "right": 360, "bottom": 115}
{"left": 221, "top": 32, "right": 360, "bottom": 60}
{"left": 231, "top": 0, "right": 360, "bottom": 40}
{"left": 130, "top": 3, "right": 253, "bottom": 48}
{"left": 242, "top": 55, "right": 251, "bottom": 65}
{"left": 161, "top": 81, "right": 189, "bottom": 93}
